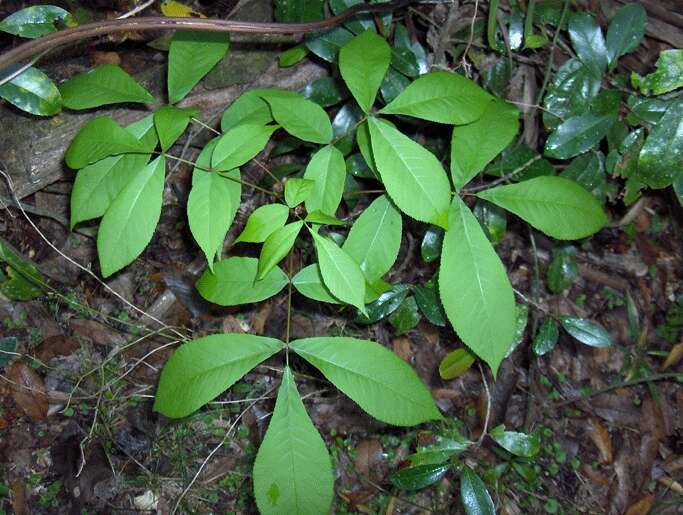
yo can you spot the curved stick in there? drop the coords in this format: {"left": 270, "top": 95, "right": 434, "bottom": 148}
{"left": 0, "top": 0, "right": 411, "bottom": 70}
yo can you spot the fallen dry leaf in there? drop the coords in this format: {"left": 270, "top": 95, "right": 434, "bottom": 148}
{"left": 661, "top": 342, "right": 683, "bottom": 370}
{"left": 354, "top": 439, "right": 384, "bottom": 481}
{"left": 586, "top": 418, "right": 613, "bottom": 464}
{"left": 8, "top": 362, "right": 48, "bottom": 421}
{"left": 392, "top": 336, "right": 412, "bottom": 362}
{"left": 624, "top": 494, "right": 654, "bottom": 515}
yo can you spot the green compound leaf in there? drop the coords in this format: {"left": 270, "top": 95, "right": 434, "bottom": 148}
{"left": 196, "top": 256, "right": 288, "bottom": 306}
{"left": 154, "top": 105, "right": 198, "bottom": 151}
{"left": 476, "top": 176, "right": 609, "bottom": 240}
{"left": 60, "top": 64, "right": 154, "bottom": 109}
{"left": 292, "top": 263, "right": 341, "bottom": 304}
{"left": 568, "top": 12, "right": 607, "bottom": 79}
{"left": 637, "top": 98, "right": 683, "bottom": 189}
{"left": 220, "top": 89, "right": 274, "bottom": 132}
{"left": 631, "top": 49, "right": 683, "bottom": 96}
{"left": 342, "top": 194, "right": 402, "bottom": 284}
{"left": 439, "top": 196, "right": 516, "bottom": 375}
{"left": 212, "top": 124, "right": 278, "bottom": 171}
{"left": 168, "top": 30, "right": 230, "bottom": 104}
{"left": 236, "top": 203, "right": 290, "bottom": 243}
{"left": 0, "top": 5, "right": 71, "bottom": 38}
{"left": 0, "top": 66, "right": 61, "bottom": 116}
{"left": 260, "top": 91, "right": 333, "bottom": 144}
{"left": 560, "top": 317, "right": 614, "bottom": 348}
{"left": 310, "top": 229, "right": 367, "bottom": 314}
{"left": 460, "top": 466, "right": 495, "bottom": 515}
{"left": 97, "top": 156, "right": 165, "bottom": 277}
{"left": 70, "top": 115, "right": 157, "bottom": 228}
{"left": 368, "top": 117, "right": 450, "bottom": 228}
{"left": 451, "top": 98, "right": 519, "bottom": 189}
{"left": 290, "top": 337, "right": 443, "bottom": 426}
{"left": 379, "top": 71, "right": 492, "bottom": 125}
{"left": 253, "top": 366, "right": 334, "bottom": 515}
{"left": 303, "top": 145, "right": 346, "bottom": 216}
{"left": 489, "top": 425, "right": 541, "bottom": 457}
{"left": 339, "top": 29, "right": 391, "bottom": 113}
{"left": 606, "top": 3, "right": 646, "bottom": 68}
{"left": 284, "top": 178, "right": 315, "bottom": 208}
{"left": 154, "top": 333, "right": 282, "bottom": 418}
{"left": 258, "top": 221, "right": 303, "bottom": 280}
{"left": 65, "top": 116, "right": 147, "bottom": 169}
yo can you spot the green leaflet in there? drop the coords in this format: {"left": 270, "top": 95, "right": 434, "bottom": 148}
{"left": 367, "top": 117, "right": 450, "bottom": 228}
{"left": 0, "top": 5, "right": 71, "bottom": 38}
{"left": 605, "top": 3, "right": 646, "bottom": 68}
{"left": 451, "top": 99, "right": 519, "bottom": 189}
{"left": 476, "top": 176, "right": 609, "bottom": 240}
{"left": 260, "top": 91, "right": 333, "bottom": 144}
{"left": 305, "top": 211, "right": 344, "bottom": 226}
{"left": 235, "top": 203, "right": 290, "bottom": 243}
{"left": 290, "top": 337, "right": 442, "bottom": 425}
{"left": 438, "top": 348, "right": 476, "bottom": 380}
{"left": 211, "top": 124, "right": 278, "bottom": 171}
{"left": 258, "top": 221, "right": 303, "bottom": 280}
{"left": 568, "top": 12, "right": 607, "bottom": 79}
{"left": 284, "top": 178, "right": 315, "bottom": 208}
{"left": 154, "top": 333, "right": 282, "bottom": 418}
{"left": 253, "top": 367, "right": 334, "bottom": 515}
{"left": 303, "top": 145, "right": 346, "bottom": 216}
{"left": 220, "top": 89, "right": 273, "bottom": 132}
{"left": 60, "top": 64, "right": 154, "bottom": 109}
{"left": 631, "top": 49, "right": 683, "bottom": 96}
{"left": 65, "top": 116, "right": 147, "bottom": 169}
{"left": 196, "top": 257, "right": 288, "bottom": 306}
{"left": 97, "top": 156, "right": 166, "bottom": 277}
{"left": 292, "top": 263, "right": 341, "bottom": 304}
{"left": 310, "top": 229, "right": 367, "bottom": 314}
{"left": 560, "top": 317, "right": 614, "bottom": 348}
{"left": 168, "top": 30, "right": 230, "bottom": 104}
{"left": 637, "top": 98, "right": 683, "bottom": 189}
{"left": 279, "top": 45, "right": 309, "bottom": 67}
{"left": 460, "top": 467, "right": 495, "bottom": 515}
{"left": 342, "top": 194, "right": 402, "bottom": 283}
{"left": 439, "top": 196, "right": 516, "bottom": 375}
{"left": 0, "top": 66, "right": 61, "bottom": 116}
{"left": 154, "top": 105, "right": 198, "bottom": 151}
{"left": 379, "top": 71, "right": 492, "bottom": 125}
{"left": 339, "top": 29, "right": 391, "bottom": 113}
{"left": 70, "top": 115, "right": 158, "bottom": 228}
{"left": 489, "top": 425, "right": 540, "bottom": 457}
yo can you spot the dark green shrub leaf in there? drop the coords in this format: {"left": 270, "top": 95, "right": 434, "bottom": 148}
{"left": 196, "top": 256, "right": 288, "bottom": 306}
{"left": 236, "top": 204, "right": 290, "bottom": 243}
{"left": 637, "top": 98, "right": 683, "bottom": 189}
{"left": 65, "top": 116, "right": 146, "bottom": 169}
{"left": 292, "top": 263, "right": 341, "bottom": 304}
{"left": 477, "top": 176, "right": 609, "bottom": 240}
{"left": 421, "top": 226, "right": 443, "bottom": 262}
{"left": 154, "top": 333, "right": 282, "bottom": 418}
{"left": 339, "top": 29, "right": 391, "bottom": 113}
{"left": 388, "top": 296, "right": 420, "bottom": 335}
{"left": 561, "top": 152, "right": 607, "bottom": 202}
{"left": 451, "top": 98, "right": 519, "bottom": 189}
{"left": 310, "top": 230, "right": 367, "bottom": 314}
{"left": 414, "top": 280, "right": 447, "bottom": 326}
{"left": 390, "top": 47, "right": 419, "bottom": 78}
{"left": 489, "top": 425, "right": 541, "bottom": 457}
{"left": 460, "top": 466, "right": 495, "bottom": 515}
{"left": 154, "top": 105, "right": 198, "bottom": 151}
{"left": 97, "top": 156, "right": 165, "bottom": 277}
{"left": 438, "top": 348, "right": 476, "bottom": 380}
{"left": 303, "top": 145, "right": 346, "bottom": 216}
{"left": 605, "top": 3, "right": 646, "bottom": 68}
{"left": 626, "top": 96, "right": 669, "bottom": 125}
{"left": 302, "top": 76, "right": 348, "bottom": 107}
{"left": 391, "top": 464, "right": 450, "bottom": 490}
{"left": 547, "top": 246, "right": 578, "bottom": 293}
{"left": 355, "top": 284, "right": 409, "bottom": 324}
{"left": 274, "top": 0, "right": 323, "bottom": 22}
{"left": 261, "top": 91, "right": 333, "bottom": 144}
{"left": 0, "top": 66, "right": 61, "bottom": 116}
{"left": 380, "top": 71, "right": 492, "bottom": 124}
{"left": 533, "top": 319, "right": 559, "bottom": 356}
{"left": 560, "top": 317, "right": 613, "bottom": 348}
{"left": 168, "top": 30, "right": 230, "bottom": 104}
{"left": 439, "top": 197, "right": 516, "bottom": 375}
{"left": 305, "top": 26, "right": 355, "bottom": 63}
{"left": 473, "top": 200, "right": 507, "bottom": 244}
{"left": 60, "top": 64, "right": 154, "bottom": 109}
{"left": 332, "top": 101, "right": 363, "bottom": 155}
{"left": 380, "top": 66, "right": 411, "bottom": 104}
{"left": 212, "top": 124, "right": 278, "bottom": 171}
{"left": 253, "top": 366, "right": 333, "bottom": 515}
{"left": 0, "top": 5, "right": 71, "bottom": 38}
{"left": 568, "top": 12, "right": 607, "bottom": 79}
{"left": 368, "top": 117, "right": 450, "bottom": 228}
{"left": 290, "top": 336, "right": 443, "bottom": 425}
{"left": 257, "top": 221, "right": 303, "bottom": 280}
{"left": 631, "top": 49, "right": 683, "bottom": 95}
{"left": 284, "top": 178, "right": 315, "bottom": 208}
{"left": 542, "top": 58, "right": 601, "bottom": 129}
{"left": 544, "top": 101, "right": 618, "bottom": 159}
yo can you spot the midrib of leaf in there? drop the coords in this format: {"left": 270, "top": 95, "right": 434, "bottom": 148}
{"left": 110, "top": 170, "right": 155, "bottom": 241}
{"left": 295, "top": 348, "right": 432, "bottom": 411}
{"left": 457, "top": 205, "right": 491, "bottom": 322}
{"left": 355, "top": 202, "right": 389, "bottom": 275}
{"left": 180, "top": 350, "right": 272, "bottom": 391}
{"left": 324, "top": 245, "right": 357, "bottom": 295}
{"left": 283, "top": 389, "right": 303, "bottom": 512}
{"left": 559, "top": 112, "right": 614, "bottom": 140}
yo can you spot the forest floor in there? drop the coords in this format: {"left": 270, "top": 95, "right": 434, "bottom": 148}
{"left": 0, "top": 0, "right": 682, "bottom": 514}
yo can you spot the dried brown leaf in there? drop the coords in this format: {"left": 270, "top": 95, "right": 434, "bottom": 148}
{"left": 8, "top": 362, "right": 48, "bottom": 421}
{"left": 625, "top": 495, "right": 654, "bottom": 515}
{"left": 661, "top": 342, "right": 683, "bottom": 370}
{"left": 586, "top": 418, "right": 613, "bottom": 464}
{"left": 392, "top": 337, "right": 412, "bottom": 362}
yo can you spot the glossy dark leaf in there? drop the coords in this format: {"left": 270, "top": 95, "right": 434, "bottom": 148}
{"left": 490, "top": 425, "right": 541, "bottom": 457}
{"left": 631, "top": 49, "right": 683, "bottom": 95}
{"left": 274, "top": 0, "right": 323, "bottom": 22}
{"left": 561, "top": 152, "right": 607, "bottom": 202}
{"left": 560, "top": 317, "right": 613, "bottom": 348}
{"left": 473, "top": 200, "right": 507, "bottom": 244}
{"left": 568, "top": 12, "right": 607, "bottom": 79}
{"left": 421, "top": 226, "right": 443, "bottom": 262}
{"left": 547, "top": 246, "right": 578, "bottom": 293}
{"left": 0, "top": 5, "right": 71, "bottom": 38}
{"left": 388, "top": 296, "right": 421, "bottom": 335}
{"left": 605, "top": 3, "right": 646, "bottom": 68}
{"left": 543, "top": 58, "right": 601, "bottom": 129}
{"left": 637, "top": 98, "right": 683, "bottom": 189}
{"left": 0, "top": 66, "right": 61, "bottom": 116}
{"left": 460, "top": 466, "right": 495, "bottom": 515}
{"left": 302, "top": 76, "right": 348, "bottom": 107}
{"left": 355, "top": 284, "right": 409, "bottom": 324}
{"left": 414, "top": 280, "right": 447, "bottom": 327}
{"left": 532, "top": 319, "right": 559, "bottom": 356}
{"left": 305, "top": 26, "right": 355, "bottom": 63}
{"left": 391, "top": 464, "right": 450, "bottom": 490}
